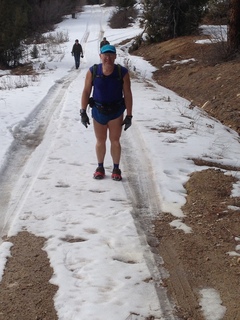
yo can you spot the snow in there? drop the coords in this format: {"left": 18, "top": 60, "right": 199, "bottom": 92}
{"left": 0, "top": 4, "right": 239, "bottom": 320}
{"left": 199, "top": 288, "right": 226, "bottom": 320}
{"left": 198, "top": 25, "right": 227, "bottom": 43}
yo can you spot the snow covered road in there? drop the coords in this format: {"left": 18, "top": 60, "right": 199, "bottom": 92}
{"left": 1, "top": 4, "right": 239, "bottom": 320}
{"left": 0, "top": 5, "right": 178, "bottom": 320}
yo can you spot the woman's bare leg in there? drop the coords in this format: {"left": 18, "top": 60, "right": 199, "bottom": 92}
{"left": 93, "top": 119, "right": 108, "bottom": 164}
{"left": 108, "top": 115, "right": 123, "bottom": 165}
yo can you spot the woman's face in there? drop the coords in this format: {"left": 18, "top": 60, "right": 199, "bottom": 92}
{"left": 100, "top": 53, "right": 116, "bottom": 66}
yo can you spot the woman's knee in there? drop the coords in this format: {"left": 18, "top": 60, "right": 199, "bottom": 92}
{"left": 110, "top": 139, "right": 121, "bottom": 148}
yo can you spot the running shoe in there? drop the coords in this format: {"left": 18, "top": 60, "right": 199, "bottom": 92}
{"left": 93, "top": 167, "right": 105, "bottom": 179}
{"left": 111, "top": 168, "right": 122, "bottom": 181}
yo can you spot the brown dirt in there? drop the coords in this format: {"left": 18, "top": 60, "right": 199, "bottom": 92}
{"left": 0, "top": 36, "right": 240, "bottom": 320}
{"left": 0, "top": 232, "right": 58, "bottom": 320}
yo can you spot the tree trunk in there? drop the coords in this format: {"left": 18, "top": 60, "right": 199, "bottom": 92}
{"left": 227, "top": 0, "right": 240, "bottom": 52}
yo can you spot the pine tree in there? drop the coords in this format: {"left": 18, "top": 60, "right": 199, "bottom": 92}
{"left": 0, "top": 0, "right": 79, "bottom": 67}
{"left": 0, "top": 0, "right": 30, "bottom": 66}
{"left": 142, "top": 0, "right": 208, "bottom": 43}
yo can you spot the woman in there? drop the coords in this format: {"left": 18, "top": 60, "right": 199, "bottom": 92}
{"left": 80, "top": 44, "right": 133, "bottom": 181}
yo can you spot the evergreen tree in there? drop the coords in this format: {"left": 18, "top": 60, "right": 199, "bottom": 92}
{"left": 0, "top": 0, "right": 30, "bottom": 66}
{"left": 142, "top": 0, "right": 208, "bottom": 43}
{"left": 0, "top": 0, "right": 79, "bottom": 67}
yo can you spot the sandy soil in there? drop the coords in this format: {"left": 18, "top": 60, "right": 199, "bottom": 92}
{"left": 0, "top": 36, "right": 240, "bottom": 320}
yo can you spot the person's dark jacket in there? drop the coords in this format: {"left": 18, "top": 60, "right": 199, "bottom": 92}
{"left": 72, "top": 43, "right": 83, "bottom": 56}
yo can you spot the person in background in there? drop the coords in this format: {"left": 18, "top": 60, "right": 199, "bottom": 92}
{"left": 100, "top": 37, "right": 110, "bottom": 48}
{"left": 80, "top": 44, "right": 133, "bottom": 181}
{"left": 71, "top": 39, "right": 83, "bottom": 69}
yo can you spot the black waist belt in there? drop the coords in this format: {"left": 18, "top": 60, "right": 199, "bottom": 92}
{"left": 92, "top": 99, "right": 124, "bottom": 115}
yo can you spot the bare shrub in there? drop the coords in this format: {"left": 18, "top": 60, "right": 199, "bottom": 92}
{"left": 42, "top": 31, "right": 69, "bottom": 44}
{"left": 198, "top": 26, "right": 232, "bottom": 64}
{"left": 109, "top": 7, "right": 138, "bottom": 29}
{"left": 0, "top": 74, "right": 40, "bottom": 90}
{"left": 129, "top": 35, "right": 143, "bottom": 52}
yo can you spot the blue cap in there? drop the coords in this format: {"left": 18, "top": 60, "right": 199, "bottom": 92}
{"left": 100, "top": 44, "right": 116, "bottom": 54}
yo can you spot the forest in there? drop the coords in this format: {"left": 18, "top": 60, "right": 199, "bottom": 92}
{"left": 0, "top": 0, "right": 239, "bottom": 68}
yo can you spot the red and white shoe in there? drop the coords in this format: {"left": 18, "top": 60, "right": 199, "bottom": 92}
{"left": 93, "top": 167, "right": 105, "bottom": 180}
{"left": 111, "top": 168, "right": 122, "bottom": 181}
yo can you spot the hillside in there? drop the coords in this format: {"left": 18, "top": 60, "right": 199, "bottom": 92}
{"left": 133, "top": 36, "right": 240, "bottom": 319}
{"left": 133, "top": 35, "right": 240, "bottom": 135}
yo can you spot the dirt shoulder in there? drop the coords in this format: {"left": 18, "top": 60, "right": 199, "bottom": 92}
{"left": 0, "top": 232, "right": 58, "bottom": 320}
{"left": 133, "top": 37, "right": 240, "bottom": 319}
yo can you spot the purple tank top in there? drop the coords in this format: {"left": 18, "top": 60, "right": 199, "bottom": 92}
{"left": 90, "top": 64, "right": 128, "bottom": 104}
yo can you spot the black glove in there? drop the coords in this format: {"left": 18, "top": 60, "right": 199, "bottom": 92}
{"left": 80, "top": 109, "right": 90, "bottom": 128}
{"left": 88, "top": 97, "right": 95, "bottom": 108}
{"left": 122, "top": 115, "right": 132, "bottom": 131}
{"left": 81, "top": 54, "right": 84, "bottom": 58}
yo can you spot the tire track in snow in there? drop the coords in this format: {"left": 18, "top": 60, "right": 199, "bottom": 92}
{"left": 0, "top": 71, "right": 79, "bottom": 241}
{"left": 0, "top": 3, "right": 115, "bottom": 240}
{"left": 82, "top": 5, "right": 111, "bottom": 53}
{"left": 122, "top": 124, "right": 178, "bottom": 319}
